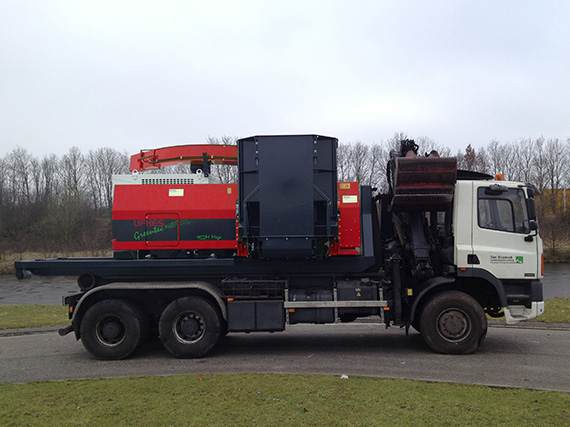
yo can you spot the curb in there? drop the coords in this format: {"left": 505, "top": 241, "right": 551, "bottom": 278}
{"left": 488, "top": 320, "right": 570, "bottom": 331}
{"left": 0, "top": 326, "right": 63, "bottom": 337}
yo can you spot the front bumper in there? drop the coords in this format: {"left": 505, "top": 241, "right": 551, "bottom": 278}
{"left": 504, "top": 301, "right": 545, "bottom": 324}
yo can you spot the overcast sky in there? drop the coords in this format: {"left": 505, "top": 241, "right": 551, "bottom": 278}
{"left": 1, "top": 1, "right": 569, "bottom": 158}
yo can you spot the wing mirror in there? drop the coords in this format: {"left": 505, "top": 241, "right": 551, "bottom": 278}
{"left": 526, "top": 198, "right": 537, "bottom": 221}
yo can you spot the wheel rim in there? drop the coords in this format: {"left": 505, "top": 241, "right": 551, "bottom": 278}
{"left": 173, "top": 312, "right": 205, "bottom": 344}
{"left": 436, "top": 308, "right": 471, "bottom": 342}
{"left": 95, "top": 315, "right": 126, "bottom": 347}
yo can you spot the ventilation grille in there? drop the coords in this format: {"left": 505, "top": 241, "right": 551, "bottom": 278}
{"left": 141, "top": 178, "right": 195, "bottom": 185}
{"left": 221, "top": 279, "right": 286, "bottom": 298}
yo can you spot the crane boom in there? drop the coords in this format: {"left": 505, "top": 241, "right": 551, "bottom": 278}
{"left": 130, "top": 144, "right": 238, "bottom": 172}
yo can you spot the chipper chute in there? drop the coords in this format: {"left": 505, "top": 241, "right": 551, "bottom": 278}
{"left": 386, "top": 140, "right": 458, "bottom": 282}
{"left": 388, "top": 141, "right": 457, "bottom": 212}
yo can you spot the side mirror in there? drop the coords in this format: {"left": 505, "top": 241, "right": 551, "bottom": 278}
{"left": 526, "top": 198, "right": 537, "bottom": 221}
{"left": 529, "top": 220, "right": 538, "bottom": 231}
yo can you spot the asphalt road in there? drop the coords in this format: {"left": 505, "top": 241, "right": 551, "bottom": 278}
{"left": 1, "top": 323, "right": 569, "bottom": 392}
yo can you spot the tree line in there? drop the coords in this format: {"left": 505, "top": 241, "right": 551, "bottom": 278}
{"left": 0, "top": 147, "right": 129, "bottom": 257}
{"left": 1, "top": 133, "right": 569, "bottom": 259}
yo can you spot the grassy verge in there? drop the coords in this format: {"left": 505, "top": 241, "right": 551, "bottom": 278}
{"left": 1, "top": 374, "right": 568, "bottom": 426}
{"left": 0, "top": 252, "right": 56, "bottom": 274}
{"left": 1, "top": 299, "right": 568, "bottom": 330}
{"left": 487, "top": 298, "right": 569, "bottom": 324}
{"left": 0, "top": 305, "right": 68, "bottom": 329}
{"left": 530, "top": 298, "right": 569, "bottom": 323}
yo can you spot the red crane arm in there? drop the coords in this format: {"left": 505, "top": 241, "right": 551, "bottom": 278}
{"left": 130, "top": 144, "right": 238, "bottom": 172}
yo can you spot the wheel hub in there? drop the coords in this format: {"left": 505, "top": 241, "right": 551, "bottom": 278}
{"left": 437, "top": 309, "right": 471, "bottom": 342}
{"left": 96, "top": 315, "right": 126, "bottom": 347}
{"left": 174, "top": 313, "right": 204, "bottom": 343}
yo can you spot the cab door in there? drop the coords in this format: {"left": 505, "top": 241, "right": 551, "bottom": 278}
{"left": 471, "top": 184, "right": 539, "bottom": 280}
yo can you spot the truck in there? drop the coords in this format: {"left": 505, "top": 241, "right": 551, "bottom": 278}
{"left": 14, "top": 134, "right": 545, "bottom": 359}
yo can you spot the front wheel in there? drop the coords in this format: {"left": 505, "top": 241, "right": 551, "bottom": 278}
{"left": 158, "top": 297, "right": 223, "bottom": 358}
{"left": 420, "top": 291, "right": 487, "bottom": 354}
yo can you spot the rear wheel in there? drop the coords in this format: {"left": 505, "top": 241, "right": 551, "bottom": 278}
{"left": 80, "top": 299, "right": 148, "bottom": 360}
{"left": 420, "top": 291, "right": 487, "bottom": 354}
{"left": 158, "top": 297, "right": 223, "bottom": 358}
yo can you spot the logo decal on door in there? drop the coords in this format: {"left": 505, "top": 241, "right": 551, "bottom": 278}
{"left": 490, "top": 255, "right": 523, "bottom": 264}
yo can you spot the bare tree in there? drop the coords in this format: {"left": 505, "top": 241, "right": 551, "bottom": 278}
{"left": 336, "top": 143, "right": 351, "bottom": 182}
{"left": 474, "top": 146, "right": 490, "bottom": 174}
{"left": 60, "top": 147, "right": 85, "bottom": 203}
{"left": 0, "top": 155, "right": 6, "bottom": 209}
{"left": 463, "top": 144, "right": 477, "bottom": 171}
{"left": 532, "top": 137, "right": 548, "bottom": 193}
{"left": 0, "top": 155, "right": 6, "bottom": 256}
{"left": 366, "top": 142, "right": 388, "bottom": 190}
{"left": 40, "top": 154, "right": 59, "bottom": 205}
{"left": 486, "top": 140, "right": 504, "bottom": 177}
{"left": 536, "top": 138, "right": 569, "bottom": 251}
{"left": 87, "top": 148, "right": 129, "bottom": 211}
{"left": 416, "top": 136, "right": 452, "bottom": 157}
{"left": 544, "top": 138, "right": 568, "bottom": 215}
{"left": 510, "top": 138, "right": 535, "bottom": 183}
{"left": 207, "top": 136, "right": 238, "bottom": 183}
{"left": 347, "top": 141, "right": 370, "bottom": 183}
{"left": 6, "top": 147, "right": 33, "bottom": 206}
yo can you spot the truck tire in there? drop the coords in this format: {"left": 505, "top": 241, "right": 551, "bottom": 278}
{"left": 79, "top": 299, "right": 149, "bottom": 360}
{"left": 158, "top": 297, "right": 223, "bottom": 358}
{"left": 420, "top": 291, "right": 487, "bottom": 354}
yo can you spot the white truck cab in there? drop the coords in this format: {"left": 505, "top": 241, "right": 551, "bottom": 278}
{"left": 454, "top": 179, "right": 545, "bottom": 323}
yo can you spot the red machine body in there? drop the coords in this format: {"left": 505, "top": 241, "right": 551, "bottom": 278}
{"left": 113, "top": 142, "right": 363, "bottom": 257}
{"left": 331, "top": 182, "right": 362, "bottom": 256}
{"left": 112, "top": 181, "right": 362, "bottom": 257}
{"left": 112, "top": 183, "right": 238, "bottom": 253}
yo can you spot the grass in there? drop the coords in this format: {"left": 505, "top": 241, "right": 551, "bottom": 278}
{"left": 0, "top": 305, "right": 68, "bottom": 329}
{"left": 530, "top": 298, "right": 569, "bottom": 323}
{"left": 0, "top": 374, "right": 568, "bottom": 426}
{"left": 0, "top": 252, "right": 53, "bottom": 274}
{"left": 486, "top": 298, "right": 570, "bottom": 324}
{"left": 487, "top": 298, "right": 570, "bottom": 324}
{"left": 1, "top": 299, "right": 568, "bottom": 331}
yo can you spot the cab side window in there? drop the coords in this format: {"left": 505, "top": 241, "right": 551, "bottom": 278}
{"left": 477, "top": 188, "right": 529, "bottom": 234}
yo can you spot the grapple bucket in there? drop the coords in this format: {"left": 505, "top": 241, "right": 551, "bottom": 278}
{"left": 391, "top": 157, "right": 457, "bottom": 212}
